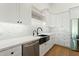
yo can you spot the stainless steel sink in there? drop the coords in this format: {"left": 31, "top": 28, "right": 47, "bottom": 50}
{"left": 38, "top": 34, "right": 48, "bottom": 37}
{"left": 38, "top": 34, "right": 49, "bottom": 44}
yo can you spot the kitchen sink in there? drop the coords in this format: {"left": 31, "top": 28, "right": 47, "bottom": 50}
{"left": 38, "top": 34, "right": 48, "bottom": 37}
{"left": 38, "top": 34, "right": 49, "bottom": 44}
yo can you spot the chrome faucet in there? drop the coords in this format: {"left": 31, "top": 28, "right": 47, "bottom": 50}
{"left": 37, "top": 27, "right": 43, "bottom": 35}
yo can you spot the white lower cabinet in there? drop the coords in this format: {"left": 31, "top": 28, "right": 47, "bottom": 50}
{"left": 49, "top": 35, "right": 55, "bottom": 48}
{"left": 39, "top": 35, "right": 54, "bottom": 56}
{"left": 39, "top": 43, "right": 46, "bottom": 56}
{"left": 0, "top": 45, "right": 22, "bottom": 56}
{"left": 55, "top": 37, "right": 71, "bottom": 48}
{"left": 55, "top": 39, "right": 65, "bottom": 46}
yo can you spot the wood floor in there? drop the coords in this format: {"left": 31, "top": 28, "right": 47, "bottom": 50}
{"left": 45, "top": 45, "right": 79, "bottom": 56}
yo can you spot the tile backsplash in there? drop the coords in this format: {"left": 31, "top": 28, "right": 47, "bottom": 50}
{"left": 31, "top": 18, "right": 50, "bottom": 34}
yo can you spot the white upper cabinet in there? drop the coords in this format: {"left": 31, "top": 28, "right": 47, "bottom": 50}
{"left": 19, "top": 4, "right": 31, "bottom": 25}
{"left": 70, "top": 6, "right": 79, "bottom": 19}
{"left": 0, "top": 3, "right": 31, "bottom": 25}
{"left": 0, "top": 4, "right": 17, "bottom": 23}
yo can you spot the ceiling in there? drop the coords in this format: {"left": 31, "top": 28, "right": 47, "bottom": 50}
{"left": 32, "top": 3, "right": 79, "bottom": 14}
{"left": 32, "top": 3, "right": 51, "bottom": 11}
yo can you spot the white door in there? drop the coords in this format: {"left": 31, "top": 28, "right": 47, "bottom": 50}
{"left": 49, "top": 35, "right": 55, "bottom": 47}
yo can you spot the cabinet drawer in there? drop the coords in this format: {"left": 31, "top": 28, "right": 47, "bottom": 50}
{"left": 0, "top": 45, "right": 22, "bottom": 56}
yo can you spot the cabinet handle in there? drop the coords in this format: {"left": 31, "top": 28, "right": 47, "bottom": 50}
{"left": 17, "top": 21, "right": 19, "bottom": 23}
{"left": 11, "top": 52, "right": 14, "bottom": 54}
{"left": 20, "top": 21, "right": 22, "bottom": 23}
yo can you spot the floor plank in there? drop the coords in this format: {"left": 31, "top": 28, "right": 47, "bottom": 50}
{"left": 45, "top": 44, "right": 79, "bottom": 56}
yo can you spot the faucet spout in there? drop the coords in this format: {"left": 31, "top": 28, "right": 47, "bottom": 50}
{"left": 37, "top": 27, "right": 43, "bottom": 35}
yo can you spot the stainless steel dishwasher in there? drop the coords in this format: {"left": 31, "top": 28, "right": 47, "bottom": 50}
{"left": 22, "top": 40, "right": 39, "bottom": 56}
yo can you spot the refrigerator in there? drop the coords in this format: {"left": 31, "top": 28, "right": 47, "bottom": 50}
{"left": 71, "top": 18, "right": 79, "bottom": 50}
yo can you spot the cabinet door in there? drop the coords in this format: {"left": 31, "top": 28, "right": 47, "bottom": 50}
{"left": 55, "top": 34, "right": 65, "bottom": 46}
{"left": 45, "top": 36, "right": 54, "bottom": 53}
{"left": 39, "top": 43, "right": 46, "bottom": 56}
{"left": 0, "top": 3, "right": 17, "bottom": 23}
{"left": 55, "top": 38, "right": 65, "bottom": 46}
{"left": 0, "top": 3, "right": 31, "bottom": 24}
{"left": 45, "top": 41, "right": 51, "bottom": 52}
{"left": 0, "top": 45, "right": 22, "bottom": 56}
{"left": 49, "top": 35, "right": 55, "bottom": 47}
{"left": 19, "top": 4, "right": 31, "bottom": 25}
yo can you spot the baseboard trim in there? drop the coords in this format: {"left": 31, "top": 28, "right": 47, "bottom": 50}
{"left": 44, "top": 44, "right": 56, "bottom": 56}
